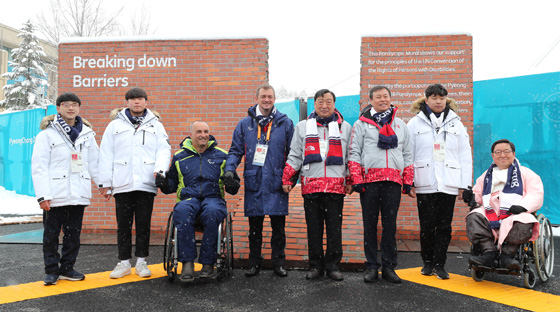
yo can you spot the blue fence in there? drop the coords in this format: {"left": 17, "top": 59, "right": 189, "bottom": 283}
{"left": 474, "top": 71, "right": 560, "bottom": 224}
{"left": 0, "top": 106, "right": 57, "bottom": 196}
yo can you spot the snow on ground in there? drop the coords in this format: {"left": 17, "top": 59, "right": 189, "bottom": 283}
{"left": 0, "top": 186, "right": 42, "bottom": 225}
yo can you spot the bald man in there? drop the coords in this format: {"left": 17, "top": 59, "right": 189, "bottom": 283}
{"left": 157, "top": 121, "right": 238, "bottom": 282}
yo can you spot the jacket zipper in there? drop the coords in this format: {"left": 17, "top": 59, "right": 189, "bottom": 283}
{"left": 323, "top": 127, "right": 327, "bottom": 177}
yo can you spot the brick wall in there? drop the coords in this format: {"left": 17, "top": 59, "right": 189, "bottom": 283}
{"left": 359, "top": 34, "right": 474, "bottom": 245}
{"left": 58, "top": 38, "right": 269, "bottom": 235}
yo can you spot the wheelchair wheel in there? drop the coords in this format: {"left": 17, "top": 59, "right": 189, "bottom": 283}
{"left": 523, "top": 267, "right": 536, "bottom": 289}
{"left": 217, "top": 212, "right": 234, "bottom": 281}
{"left": 163, "top": 212, "right": 178, "bottom": 283}
{"left": 534, "top": 214, "right": 555, "bottom": 282}
{"left": 470, "top": 268, "right": 485, "bottom": 282}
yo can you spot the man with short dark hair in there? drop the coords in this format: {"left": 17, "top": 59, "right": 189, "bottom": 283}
{"left": 223, "top": 84, "right": 294, "bottom": 278}
{"left": 349, "top": 86, "right": 413, "bottom": 284}
{"left": 157, "top": 121, "right": 238, "bottom": 282}
{"left": 32, "top": 92, "right": 100, "bottom": 285}
{"left": 282, "top": 89, "right": 352, "bottom": 281}
{"left": 463, "top": 139, "right": 543, "bottom": 270}
{"left": 407, "top": 83, "right": 472, "bottom": 279}
{"left": 99, "top": 87, "right": 171, "bottom": 279}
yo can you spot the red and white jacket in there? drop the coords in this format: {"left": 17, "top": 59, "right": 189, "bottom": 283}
{"left": 282, "top": 114, "right": 352, "bottom": 195}
{"left": 348, "top": 107, "right": 413, "bottom": 189}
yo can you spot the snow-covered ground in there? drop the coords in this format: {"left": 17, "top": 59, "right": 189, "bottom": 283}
{"left": 0, "top": 186, "right": 42, "bottom": 225}
{"left": 1, "top": 186, "right": 559, "bottom": 236}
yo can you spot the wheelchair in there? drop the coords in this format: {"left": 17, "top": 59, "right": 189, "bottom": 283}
{"left": 469, "top": 214, "right": 555, "bottom": 289}
{"left": 163, "top": 210, "right": 234, "bottom": 283}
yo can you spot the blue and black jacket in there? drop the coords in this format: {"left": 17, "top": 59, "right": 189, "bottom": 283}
{"left": 163, "top": 135, "right": 228, "bottom": 201}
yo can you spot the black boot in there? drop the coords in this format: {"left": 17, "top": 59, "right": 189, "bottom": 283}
{"left": 500, "top": 253, "right": 521, "bottom": 270}
{"left": 469, "top": 251, "right": 497, "bottom": 268}
{"left": 305, "top": 269, "right": 324, "bottom": 280}
{"left": 245, "top": 265, "right": 261, "bottom": 277}
{"left": 199, "top": 264, "right": 214, "bottom": 278}
{"left": 180, "top": 262, "right": 194, "bottom": 282}
{"left": 381, "top": 267, "right": 401, "bottom": 283}
{"left": 363, "top": 269, "right": 378, "bottom": 283}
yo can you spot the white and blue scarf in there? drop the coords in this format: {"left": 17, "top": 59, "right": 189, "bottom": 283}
{"left": 55, "top": 114, "right": 82, "bottom": 144}
{"left": 125, "top": 108, "right": 147, "bottom": 129}
{"left": 482, "top": 159, "right": 523, "bottom": 229}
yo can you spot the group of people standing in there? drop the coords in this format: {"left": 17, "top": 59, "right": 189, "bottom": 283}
{"left": 32, "top": 82, "right": 541, "bottom": 287}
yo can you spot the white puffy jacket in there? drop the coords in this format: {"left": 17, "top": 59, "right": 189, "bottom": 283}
{"left": 32, "top": 115, "right": 99, "bottom": 207}
{"left": 407, "top": 98, "right": 472, "bottom": 195}
{"left": 98, "top": 108, "right": 171, "bottom": 195}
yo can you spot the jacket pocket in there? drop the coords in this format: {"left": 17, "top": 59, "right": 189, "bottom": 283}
{"left": 113, "top": 159, "right": 131, "bottom": 188}
{"left": 142, "top": 158, "right": 156, "bottom": 186}
{"left": 50, "top": 171, "right": 68, "bottom": 199}
{"left": 272, "top": 168, "right": 284, "bottom": 191}
{"left": 413, "top": 159, "right": 434, "bottom": 187}
{"left": 80, "top": 171, "right": 92, "bottom": 198}
{"left": 444, "top": 160, "right": 461, "bottom": 188}
{"left": 244, "top": 169, "right": 260, "bottom": 192}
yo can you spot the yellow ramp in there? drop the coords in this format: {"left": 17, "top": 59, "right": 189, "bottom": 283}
{"left": 0, "top": 263, "right": 201, "bottom": 305}
{"left": 399, "top": 267, "right": 560, "bottom": 312}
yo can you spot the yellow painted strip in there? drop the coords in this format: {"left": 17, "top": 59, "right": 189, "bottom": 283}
{"left": 0, "top": 263, "right": 202, "bottom": 305}
{"left": 399, "top": 267, "right": 560, "bottom": 312}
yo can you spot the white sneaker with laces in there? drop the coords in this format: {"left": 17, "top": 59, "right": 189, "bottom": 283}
{"left": 109, "top": 262, "right": 131, "bottom": 279}
{"left": 135, "top": 261, "right": 151, "bottom": 277}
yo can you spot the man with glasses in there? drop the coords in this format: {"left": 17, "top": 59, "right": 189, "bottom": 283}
{"left": 463, "top": 139, "right": 544, "bottom": 270}
{"left": 32, "top": 93, "right": 100, "bottom": 285}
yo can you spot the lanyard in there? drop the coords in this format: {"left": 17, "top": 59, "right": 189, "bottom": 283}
{"left": 257, "top": 123, "right": 272, "bottom": 144}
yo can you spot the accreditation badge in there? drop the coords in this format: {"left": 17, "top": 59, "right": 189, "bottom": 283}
{"left": 319, "top": 140, "right": 328, "bottom": 160}
{"left": 253, "top": 144, "right": 268, "bottom": 167}
{"left": 433, "top": 142, "right": 446, "bottom": 162}
{"left": 71, "top": 151, "right": 83, "bottom": 172}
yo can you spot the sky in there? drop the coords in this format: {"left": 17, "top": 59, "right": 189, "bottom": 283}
{"left": 1, "top": 0, "right": 560, "bottom": 97}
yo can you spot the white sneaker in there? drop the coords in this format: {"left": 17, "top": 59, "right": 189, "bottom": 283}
{"left": 109, "top": 262, "right": 131, "bottom": 279}
{"left": 135, "top": 261, "right": 151, "bottom": 278}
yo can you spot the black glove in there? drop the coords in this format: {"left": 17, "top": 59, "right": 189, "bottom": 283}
{"left": 221, "top": 171, "right": 240, "bottom": 195}
{"left": 402, "top": 184, "right": 412, "bottom": 195}
{"left": 290, "top": 170, "right": 301, "bottom": 187}
{"left": 462, "top": 188, "right": 473, "bottom": 204}
{"left": 155, "top": 172, "right": 171, "bottom": 193}
{"left": 353, "top": 184, "right": 366, "bottom": 193}
{"left": 509, "top": 205, "right": 527, "bottom": 215}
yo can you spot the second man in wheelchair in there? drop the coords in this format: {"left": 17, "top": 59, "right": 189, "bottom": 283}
{"left": 463, "top": 139, "right": 544, "bottom": 270}
{"left": 157, "top": 121, "right": 239, "bottom": 282}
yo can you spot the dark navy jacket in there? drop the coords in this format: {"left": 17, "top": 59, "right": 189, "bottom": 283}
{"left": 165, "top": 136, "right": 227, "bottom": 201}
{"left": 225, "top": 105, "right": 294, "bottom": 216}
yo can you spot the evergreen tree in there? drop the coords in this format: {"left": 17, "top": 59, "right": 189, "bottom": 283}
{"left": 1, "top": 20, "right": 51, "bottom": 110}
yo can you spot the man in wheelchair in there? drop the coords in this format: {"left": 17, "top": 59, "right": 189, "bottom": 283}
{"left": 463, "top": 139, "right": 544, "bottom": 271}
{"left": 156, "top": 121, "right": 239, "bottom": 282}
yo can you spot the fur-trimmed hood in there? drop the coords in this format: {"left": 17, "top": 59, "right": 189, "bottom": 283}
{"left": 109, "top": 107, "right": 162, "bottom": 121}
{"left": 40, "top": 114, "right": 92, "bottom": 130}
{"left": 410, "top": 97, "right": 458, "bottom": 114}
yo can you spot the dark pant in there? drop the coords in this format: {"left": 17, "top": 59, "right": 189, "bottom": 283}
{"left": 248, "top": 215, "right": 286, "bottom": 267}
{"left": 466, "top": 212, "right": 534, "bottom": 254}
{"left": 43, "top": 205, "right": 85, "bottom": 274}
{"left": 360, "top": 181, "right": 402, "bottom": 270}
{"left": 114, "top": 191, "right": 155, "bottom": 260}
{"left": 173, "top": 197, "right": 227, "bottom": 264}
{"left": 303, "top": 193, "right": 344, "bottom": 272}
{"left": 416, "top": 192, "right": 457, "bottom": 266}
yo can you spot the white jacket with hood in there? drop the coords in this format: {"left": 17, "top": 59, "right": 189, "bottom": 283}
{"left": 407, "top": 97, "right": 472, "bottom": 195}
{"left": 32, "top": 115, "right": 100, "bottom": 207}
{"left": 98, "top": 108, "right": 171, "bottom": 195}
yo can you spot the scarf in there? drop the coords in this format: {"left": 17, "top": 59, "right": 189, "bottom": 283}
{"left": 256, "top": 106, "right": 277, "bottom": 127}
{"left": 125, "top": 108, "right": 147, "bottom": 129}
{"left": 303, "top": 110, "right": 343, "bottom": 166}
{"left": 359, "top": 105, "right": 398, "bottom": 149}
{"left": 55, "top": 114, "right": 82, "bottom": 144}
{"left": 482, "top": 159, "right": 524, "bottom": 229}
{"left": 421, "top": 103, "right": 450, "bottom": 133}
